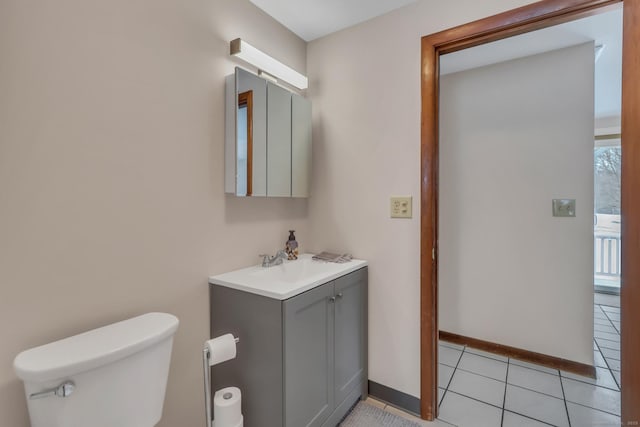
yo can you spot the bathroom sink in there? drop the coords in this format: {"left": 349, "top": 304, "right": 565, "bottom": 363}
{"left": 209, "top": 253, "right": 367, "bottom": 300}
{"left": 249, "top": 257, "right": 332, "bottom": 283}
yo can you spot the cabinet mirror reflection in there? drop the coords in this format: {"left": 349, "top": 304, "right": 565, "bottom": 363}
{"left": 225, "top": 67, "right": 311, "bottom": 198}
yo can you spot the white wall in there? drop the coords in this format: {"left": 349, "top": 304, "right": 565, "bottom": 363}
{"left": 306, "top": 0, "right": 541, "bottom": 398}
{"left": 439, "top": 44, "right": 595, "bottom": 364}
{"left": 0, "top": 1, "right": 307, "bottom": 426}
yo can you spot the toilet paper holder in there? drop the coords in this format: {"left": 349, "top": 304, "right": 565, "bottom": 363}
{"left": 203, "top": 335, "right": 239, "bottom": 427}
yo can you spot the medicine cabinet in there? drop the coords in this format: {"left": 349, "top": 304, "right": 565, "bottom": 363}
{"left": 225, "top": 67, "right": 311, "bottom": 197}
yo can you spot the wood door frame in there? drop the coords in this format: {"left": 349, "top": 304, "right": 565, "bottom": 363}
{"left": 238, "top": 90, "right": 253, "bottom": 196}
{"left": 420, "top": 0, "right": 639, "bottom": 421}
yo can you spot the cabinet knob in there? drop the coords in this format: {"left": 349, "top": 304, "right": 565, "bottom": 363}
{"left": 328, "top": 296, "right": 336, "bottom": 303}
{"left": 336, "top": 293, "right": 343, "bottom": 299}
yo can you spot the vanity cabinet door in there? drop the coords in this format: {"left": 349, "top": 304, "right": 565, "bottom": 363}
{"left": 284, "top": 282, "right": 334, "bottom": 427}
{"left": 333, "top": 268, "right": 367, "bottom": 406}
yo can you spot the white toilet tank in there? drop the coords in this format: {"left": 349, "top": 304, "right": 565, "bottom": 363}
{"left": 14, "top": 312, "right": 179, "bottom": 427}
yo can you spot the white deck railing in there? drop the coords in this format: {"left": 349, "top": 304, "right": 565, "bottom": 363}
{"left": 595, "top": 234, "right": 621, "bottom": 277}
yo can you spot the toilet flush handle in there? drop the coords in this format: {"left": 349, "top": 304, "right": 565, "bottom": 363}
{"left": 29, "top": 381, "right": 75, "bottom": 400}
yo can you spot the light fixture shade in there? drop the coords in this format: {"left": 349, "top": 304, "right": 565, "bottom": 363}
{"left": 230, "top": 38, "right": 308, "bottom": 90}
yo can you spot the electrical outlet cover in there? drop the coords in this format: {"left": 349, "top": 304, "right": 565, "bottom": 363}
{"left": 390, "top": 196, "right": 412, "bottom": 218}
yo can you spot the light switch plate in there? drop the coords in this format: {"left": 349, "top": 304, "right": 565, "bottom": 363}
{"left": 390, "top": 196, "right": 412, "bottom": 218}
{"left": 552, "top": 199, "right": 576, "bottom": 217}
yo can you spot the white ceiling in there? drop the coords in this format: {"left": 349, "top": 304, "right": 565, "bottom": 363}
{"left": 249, "top": 0, "right": 417, "bottom": 41}
{"left": 249, "top": 0, "right": 621, "bottom": 119}
{"left": 440, "top": 6, "right": 622, "bottom": 119}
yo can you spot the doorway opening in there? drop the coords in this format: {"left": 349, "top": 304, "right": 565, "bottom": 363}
{"left": 594, "top": 134, "right": 621, "bottom": 295}
{"left": 420, "top": 0, "right": 639, "bottom": 422}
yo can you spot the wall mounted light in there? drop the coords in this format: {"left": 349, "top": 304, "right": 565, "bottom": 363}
{"left": 230, "top": 38, "right": 308, "bottom": 90}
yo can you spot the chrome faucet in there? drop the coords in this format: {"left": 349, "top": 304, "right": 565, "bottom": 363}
{"left": 260, "top": 250, "right": 288, "bottom": 267}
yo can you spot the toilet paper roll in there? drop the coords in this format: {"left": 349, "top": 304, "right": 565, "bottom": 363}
{"left": 213, "top": 387, "right": 243, "bottom": 427}
{"left": 205, "top": 334, "right": 237, "bottom": 366}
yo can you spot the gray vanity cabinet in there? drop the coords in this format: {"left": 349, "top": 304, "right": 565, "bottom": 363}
{"left": 210, "top": 267, "right": 368, "bottom": 427}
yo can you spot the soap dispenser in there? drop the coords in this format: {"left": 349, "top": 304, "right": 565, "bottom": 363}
{"left": 285, "top": 230, "right": 299, "bottom": 260}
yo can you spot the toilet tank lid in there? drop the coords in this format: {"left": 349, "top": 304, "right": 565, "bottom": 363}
{"left": 14, "top": 312, "right": 179, "bottom": 383}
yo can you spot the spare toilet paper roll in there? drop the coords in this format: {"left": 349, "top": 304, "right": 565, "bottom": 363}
{"left": 205, "top": 334, "right": 237, "bottom": 366}
{"left": 213, "top": 387, "right": 243, "bottom": 427}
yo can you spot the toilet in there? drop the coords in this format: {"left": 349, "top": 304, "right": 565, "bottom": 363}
{"left": 14, "top": 312, "right": 179, "bottom": 427}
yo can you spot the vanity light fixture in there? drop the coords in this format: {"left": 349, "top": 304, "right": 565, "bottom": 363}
{"left": 230, "top": 38, "right": 308, "bottom": 90}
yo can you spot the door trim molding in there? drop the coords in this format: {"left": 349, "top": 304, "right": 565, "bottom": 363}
{"left": 440, "top": 331, "right": 597, "bottom": 378}
{"left": 420, "top": 0, "right": 638, "bottom": 420}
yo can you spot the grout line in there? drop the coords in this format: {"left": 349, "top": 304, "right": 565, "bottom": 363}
{"left": 564, "top": 399, "right": 622, "bottom": 418}
{"left": 595, "top": 340, "right": 621, "bottom": 351}
{"left": 594, "top": 318, "right": 615, "bottom": 327}
{"left": 502, "top": 409, "right": 557, "bottom": 427}
{"left": 439, "top": 342, "right": 465, "bottom": 409}
{"left": 601, "top": 312, "right": 621, "bottom": 329}
{"left": 601, "top": 307, "right": 619, "bottom": 319}
{"left": 594, "top": 332, "right": 620, "bottom": 344}
{"left": 559, "top": 365, "right": 572, "bottom": 427}
{"left": 440, "top": 362, "right": 458, "bottom": 369}
{"left": 445, "top": 389, "right": 504, "bottom": 411}
{"left": 594, "top": 325, "right": 619, "bottom": 333}
{"left": 610, "top": 321, "right": 622, "bottom": 335}
{"left": 594, "top": 336, "right": 620, "bottom": 344}
{"left": 439, "top": 341, "right": 465, "bottom": 351}
{"left": 508, "top": 359, "right": 560, "bottom": 377}
{"left": 452, "top": 365, "right": 506, "bottom": 384}
{"left": 596, "top": 300, "right": 621, "bottom": 310}
{"left": 508, "top": 382, "right": 566, "bottom": 401}
{"left": 594, "top": 339, "right": 621, "bottom": 391}
{"left": 559, "top": 370, "right": 620, "bottom": 393}
{"left": 500, "top": 359, "right": 509, "bottom": 427}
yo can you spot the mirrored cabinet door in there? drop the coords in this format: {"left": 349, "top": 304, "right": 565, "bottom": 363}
{"left": 267, "top": 82, "right": 292, "bottom": 197}
{"left": 237, "top": 68, "right": 267, "bottom": 197}
{"left": 292, "top": 94, "right": 311, "bottom": 198}
{"left": 225, "top": 67, "right": 311, "bottom": 198}
{"left": 233, "top": 68, "right": 267, "bottom": 197}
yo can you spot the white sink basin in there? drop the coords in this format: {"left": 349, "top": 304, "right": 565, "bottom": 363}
{"left": 209, "top": 253, "right": 367, "bottom": 300}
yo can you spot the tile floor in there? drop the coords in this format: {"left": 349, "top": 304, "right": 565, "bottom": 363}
{"left": 370, "top": 300, "right": 621, "bottom": 426}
